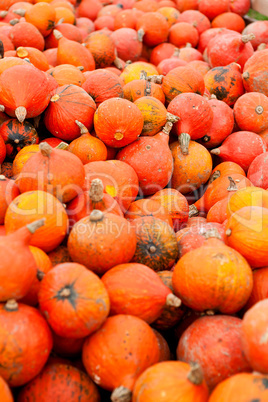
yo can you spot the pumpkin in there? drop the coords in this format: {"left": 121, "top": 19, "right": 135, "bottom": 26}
{"left": 113, "top": 9, "right": 139, "bottom": 30}
{"left": 94, "top": 15, "right": 114, "bottom": 30}
{"left": 54, "top": 6, "right": 75, "bottom": 24}
{"left": 53, "top": 29, "right": 95, "bottom": 72}
{"left": 77, "top": 0, "right": 102, "bottom": 20}
{"left": 82, "top": 314, "right": 160, "bottom": 400}
{"left": 176, "top": 45, "right": 203, "bottom": 63}
{"left": 0, "top": 175, "right": 19, "bottom": 224}
{"left": 131, "top": 216, "right": 178, "bottom": 271}
{"left": 244, "top": 266, "right": 268, "bottom": 311}
{"left": 242, "top": 49, "right": 268, "bottom": 96}
{"left": 23, "top": 2, "right": 55, "bottom": 36}
{"left": 170, "top": 137, "right": 212, "bottom": 195}
{"left": 52, "top": 332, "right": 84, "bottom": 358}
{"left": 83, "top": 160, "right": 139, "bottom": 213}
{"left": 82, "top": 69, "right": 123, "bottom": 106}
{"left": 211, "top": 12, "right": 246, "bottom": 33}
{"left": 204, "top": 62, "right": 244, "bottom": 106}
{"left": 136, "top": 12, "right": 169, "bottom": 47}
{"left": 209, "top": 372, "right": 268, "bottom": 402}
{"left": 47, "top": 64, "right": 86, "bottom": 87}
{"left": 111, "top": 28, "right": 142, "bottom": 62}
{"left": 241, "top": 299, "right": 268, "bottom": 373}
{"left": 0, "top": 64, "right": 52, "bottom": 122}
{"left": 5, "top": 190, "right": 69, "bottom": 252}
{"left": 44, "top": 84, "right": 96, "bottom": 141}
{"left": 197, "top": 27, "right": 223, "bottom": 53}
{"left": 187, "top": 60, "right": 210, "bottom": 77}
{"left": 211, "top": 131, "right": 267, "bottom": 172}
{"left": 149, "top": 42, "right": 176, "bottom": 66}
{"left": 12, "top": 144, "right": 39, "bottom": 177}
{"left": 39, "top": 262, "right": 110, "bottom": 338}
{"left": 209, "top": 161, "right": 246, "bottom": 184}
{"left": 247, "top": 151, "right": 268, "bottom": 190}
{"left": 172, "top": 235, "right": 253, "bottom": 313}
{"left": 234, "top": 92, "right": 268, "bottom": 134}
{"left": 68, "top": 121, "right": 107, "bottom": 165}
{"left": 229, "top": 0, "right": 250, "bottom": 15}
{"left": 178, "top": 9, "right": 210, "bottom": 35}
{"left": 226, "top": 206, "right": 268, "bottom": 268}
{"left": 125, "top": 199, "right": 173, "bottom": 227}
{"left": 116, "top": 122, "right": 173, "bottom": 195}
{"left": 0, "top": 377, "right": 12, "bottom": 402}
{"left": 0, "top": 299, "right": 52, "bottom": 387}
{"left": 101, "top": 262, "right": 180, "bottom": 323}
{"left": 93, "top": 97, "right": 144, "bottom": 148}
{"left": 48, "top": 245, "right": 70, "bottom": 266}
{"left": 167, "top": 93, "right": 213, "bottom": 140}
{"left": 199, "top": 97, "right": 234, "bottom": 148}
{"left": 206, "top": 197, "right": 229, "bottom": 224}
{"left": 198, "top": 0, "right": 229, "bottom": 20}
{"left": 157, "top": 57, "right": 187, "bottom": 76}
{"left": 133, "top": 361, "right": 209, "bottom": 402}
{"left": 14, "top": 46, "right": 49, "bottom": 71}
{"left": 177, "top": 315, "right": 251, "bottom": 390}
{"left": 162, "top": 66, "right": 205, "bottom": 103}
{"left": 177, "top": 0, "right": 199, "bottom": 11}
{"left": 153, "top": 329, "right": 171, "bottom": 362}
{"left": 169, "top": 22, "right": 199, "bottom": 48}
{"left": 17, "top": 142, "right": 85, "bottom": 203}
{"left": 45, "top": 22, "right": 83, "bottom": 49}
{"left": 8, "top": 21, "right": 45, "bottom": 51}
{"left": 123, "top": 77, "right": 165, "bottom": 104}
{"left": 226, "top": 186, "right": 268, "bottom": 219}
{"left": 84, "top": 30, "right": 117, "bottom": 69}
{"left": 0, "top": 119, "right": 38, "bottom": 159}
{"left": 0, "top": 220, "right": 45, "bottom": 301}
{"left": 242, "top": 20, "right": 268, "bottom": 50}
{"left": 17, "top": 363, "right": 100, "bottom": 402}
{"left": 43, "top": 48, "right": 57, "bottom": 67}
{"left": 68, "top": 210, "right": 136, "bottom": 275}
{"left": 120, "top": 61, "right": 158, "bottom": 85}
{"left": 67, "top": 178, "right": 123, "bottom": 226}
{"left": 195, "top": 174, "right": 252, "bottom": 213}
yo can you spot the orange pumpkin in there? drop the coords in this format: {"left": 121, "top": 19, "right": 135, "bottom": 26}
{"left": 48, "top": 245, "right": 70, "bottom": 266}
{"left": 39, "top": 262, "right": 110, "bottom": 338}
{"left": 0, "top": 299, "right": 52, "bottom": 387}
{"left": 206, "top": 196, "right": 229, "bottom": 223}
{"left": 0, "top": 162, "right": 13, "bottom": 179}
{"left": 123, "top": 77, "right": 165, "bottom": 104}
{"left": 84, "top": 30, "right": 117, "bottom": 69}
{"left": 94, "top": 97, "right": 144, "bottom": 148}
{"left": 24, "top": 2, "right": 56, "bottom": 36}
{"left": 82, "top": 314, "right": 160, "bottom": 399}
{"left": 45, "top": 22, "right": 82, "bottom": 48}
{"left": 209, "top": 161, "right": 246, "bottom": 183}
{"left": 8, "top": 21, "right": 45, "bottom": 51}
{"left": 244, "top": 266, "right": 268, "bottom": 311}
{"left": 226, "top": 186, "right": 268, "bottom": 219}
{"left": 243, "top": 49, "right": 268, "bottom": 96}
{"left": 0, "top": 377, "right": 13, "bottom": 402}
{"left": 120, "top": 61, "right": 158, "bottom": 85}
{"left": 136, "top": 12, "right": 169, "bottom": 47}
{"left": 234, "top": 92, "right": 268, "bottom": 134}
{"left": 153, "top": 329, "right": 171, "bottom": 362}
{"left": 125, "top": 198, "right": 173, "bottom": 227}
{"left": 68, "top": 210, "right": 137, "bottom": 275}
{"left": 132, "top": 361, "right": 209, "bottom": 402}
{"left": 0, "top": 175, "right": 20, "bottom": 224}
{"left": 15, "top": 46, "right": 49, "bottom": 71}
{"left": 47, "top": 64, "right": 86, "bottom": 87}
{"left": 12, "top": 144, "right": 39, "bottom": 177}
{"left": 172, "top": 236, "right": 253, "bottom": 314}
{"left": 17, "top": 363, "right": 100, "bottom": 401}
{"left": 54, "top": 6, "right": 75, "bottom": 24}
{"left": 5, "top": 190, "right": 69, "bottom": 252}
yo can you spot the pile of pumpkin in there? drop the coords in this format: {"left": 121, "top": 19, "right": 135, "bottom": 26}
{"left": 0, "top": 0, "right": 268, "bottom": 400}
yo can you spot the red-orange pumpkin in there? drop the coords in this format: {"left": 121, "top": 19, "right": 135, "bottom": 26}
{"left": 0, "top": 119, "right": 38, "bottom": 158}
{"left": 244, "top": 266, "right": 268, "bottom": 311}
{"left": 136, "top": 12, "right": 169, "bottom": 47}
{"left": 125, "top": 198, "right": 173, "bottom": 227}
{"left": 0, "top": 175, "right": 19, "bottom": 224}
{"left": 84, "top": 30, "right": 117, "bottom": 69}
{"left": 234, "top": 92, "right": 268, "bottom": 134}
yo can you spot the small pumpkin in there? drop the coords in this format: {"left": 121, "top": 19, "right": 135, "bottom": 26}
{"left": 111, "top": 27, "right": 142, "bottom": 62}
{"left": 47, "top": 64, "right": 86, "bottom": 87}
{"left": 244, "top": 266, "right": 268, "bottom": 311}
{"left": 0, "top": 175, "right": 19, "bottom": 224}
{"left": 23, "top": 2, "right": 56, "bottom": 37}
{"left": 8, "top": 21, "right": 45, "bottom": 51}
{"left": 242, "top": 49, "right": 268, "bottom": 96}
{"left": 136, "top": 12, "right": 169, "bottom": 47}
{"left": 120, "top": 61, "right": 158, "bottom": 85}
{"left": 209, "top": 161, "right": 246, "bottom": 184}
{"left": 234, "top": 92, "right": 268, "bottom": 134}
{"left": 198, "top": 0, "right": 229, "bottom": 20}
{"left": 0, "top": 119, "right": 38, "bottom": 158}
{"left": 123, "top": 76, "right": 165, "bottom": 104}
{"left": 211, "top": 12, "right": 246, "bottom": 32}
{"left": 12, "top": 144, "right": 39, "bottom": 177}
{"left": 169, "top": 22, "right": 199, "bottom": 48}
{"left": 15, "top": 46, "right": 49, "bottom": 71}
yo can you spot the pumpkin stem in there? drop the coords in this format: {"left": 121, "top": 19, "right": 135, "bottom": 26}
{"left": 9, "top": 19, "right": 20, "bottom": 26}
{"left": 0, "top": 175, "right": 6, "bottom": 181}
{"left": 55, "top": 142, "right": 69, "bottom": 150}
{"left": 187, "top": 363, "right": 204, "bottom": 385}
{"left": 242, "top": 71, "right": 249, "bottom": 80}
{"left": 241, "top": 33, "right": 255, "bottom": 44}
{"left": 146, "top": 74, "right": 163, "bottom": 84}
{"left": 255, "top": 105, "right": 264, "bottom": 115}
{"left": 210, "top": 148, "right": 220, "bottom": 156}
{"left": 226, "top": 228, "right": 232, "bottom": 236}
{"left": 37, "top": 270, "right": 45, "bottom": 281}
{"left": 89, "top": 179, "right": 104, "bottom": 202}
{"left": 111, "top": 386, "right": 132, "bottom": 402}
{"left": 173, "top": 47, "right": 180, "bottom": 57}
{"left": 257, "top": 43, "right": 267, "bottom": 51}
{"left": 53, "top": 29, "right": 63, "bottom": 40}
{"left": 90, "top": 209, "right": 104, "bottom": 222}
{"left": 179, "top": 133, "right": 191, "bottom": 155}
{"left": 227, "top": 176, "right": 238, "bottom": 191}
{"left": 149, "top": 245, "right": 157, "bottom": 253}
{"left": 12, "top": 8, "right": 26, "bottom": 16}
{"left": 77, "top": 66, "right": 84, "bottom": 71}
{"left": 0, "top": 105, "right": 5, "bottom": 112}
{"left": 125, "top": 60, "right": 132, "bottom": 66}
{"left": 166, "top": 293, "right": 181, "bottom": 308}
{"left": 209, "top": 170, "right": 220, "bottom": 183}
{"left": 185, "top": 42, "right": 192, "bottom": 47}
{"left": 75, "top": 120, "right": 88, "bottom": 135}
{"left": 55, "top": 17, "right": 65, "bottom": 27}
{"left": 210, "top": 94, "right": 217, "bottom": 99}
{"left": 166, "top": 112, "right": 179, "bottom": 123}
{"left": 162, "top": 121, "right": 173, "bottom": 135}
{"left": 27, "top": 218, "right": 46, "bottom": 234}
{"left": 50, "top": 94, "right": 60, "bottom": 102}
{"left": 201, "top": 135, "right": 210, "bottom": 142}
{"left": 4, "top": 299, "right": 18, "bottom": 312}
{"left": 15, "top": 106, "right": 27, "bottom": 123}
{"left": 0, "top": 11, "right": 8, "bottom": 18}
{"left": 16, "top": 47, "right": 29, "bottom": 58}
{"left": 140, "top": 70, "right": 147, "bottom": 80}
{"left": 114, "top": 132, "right": 124, "bottom": 141}
{"left": 137, "top": 28, "right": 145, "bottom": 42}
{"left": 39, "top": 142, "right": 53, "bottom": 157}
{"left": 114, "top": 57, "right": 123, "bottom": 70}
{"left": 204, "top": 228, "right": 222, "bottom": 240}
{"left": 59, "top": 287, "right": 71, "bottom": 297}
{"left": 189, "top": 204, "right": 199, "bottom": 218}
{"left": 205, "top": 309, "right": 215, "bottom": 315}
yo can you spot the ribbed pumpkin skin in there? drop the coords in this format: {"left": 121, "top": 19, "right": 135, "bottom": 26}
{"left": 82, "top": 315, "right": 160, "bottom": 392}
{"left": 172, "top": 238, "right": 253, "bottom": 314}
{"left": 0, "top": 65, "right": 51, "bottom": 119}
{"left": 101, "top": 263, "right": 171, "bottom": 323}
{"left": 241, "top": 299, "right": 268, "bottom": 374}
{"left": 38, "top": 263, "right": 110, "bottom": 338}
{"left": 132, "top": 361, "right": 209, "bottom": 402}
{"left": 68, "top": 213, "right": 137, "bottom": 275}
{"left": 5, "top": 191, "right": 69, "bottom": 253}
{"left": 209, "top": 372, "right": 268, "bottom": 402}
{"left": 0, "top": 302, "right": 52, "bottom": 387}
{"left": 177, "top": 316, "right": 251, "bottom": 391}
{"left": 120, "top": 62, "right": 158, "bottom": 85}
{"left": 94, "top": 98, "right": 144, "bottom": 148}
{"left": 44, "top": 85, "right": 96, "bottom": 141}
{"left": 132, "top": 217, "right": 178, "bottom": 272}
{"left": 244, "top": 266, "right": 268, "bottom": 310}
{"left": 17, "top": 364, "right": 100, "bottom": 402}
{"left": 226, "top": 206, "right": 268, "bottom": 268}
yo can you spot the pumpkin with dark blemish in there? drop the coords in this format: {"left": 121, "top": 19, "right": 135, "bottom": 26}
{"left": 0, "top": 119, "right": 39, "bottom": 159}
{"left": 131, "top": 216, "right": 178, "bottom": 271}
{"left": 123, "top": 78, "right": 165, "bottom": 103}
{"left": 84, "top": 30, "right": 116, "bottom": 68}
{"left": 48, "top": 245, "right": 71, "bottom": 267}
{"left": 172, "top": 235, "right": 253, "bottom": 314}
{"left": 243, "top": 49, "right": 268, "bottom": 96}
{"left": 0, "top": 299, "right": 52, "bottom": 387}
{"left": 38, "top": 262, "right": 110, "bottom": 338}
{"left": 17, "top": 363, "right": 100, "bottom": 402}
{"left": 82, "top": 314, "right": 160, "bottom": 400}
{"left": 204, "top": 62, "right": 244, "bottom": 106}
{"left": 177, "top": 315, "right": 251, "bottom": 391}
{"left": 209, "top": 372, "right": 268, "bottom": 402}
